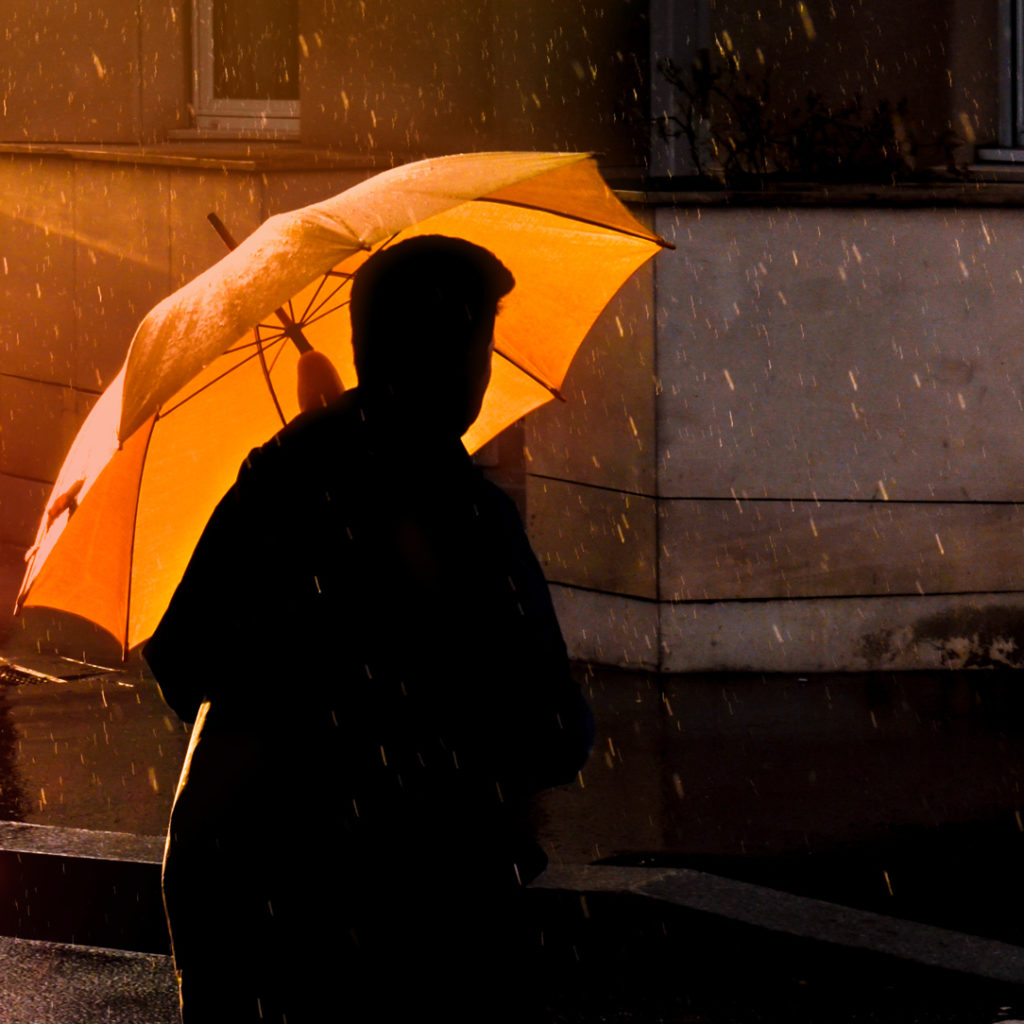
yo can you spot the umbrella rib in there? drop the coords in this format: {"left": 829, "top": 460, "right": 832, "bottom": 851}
{"left": 299, "top": 297, "right": 351, "bottom": 330}
{"left": 295, "top": 271, "right": 334, "bottom": 325}
{"left": 158, "top": 342, "right": 285, "bottom": 418}
{"left": 160, "top": 330, "right": 289, "bottom": 425}
{"left": 228, "top": 329, "right": 288, "bottom": 353}
{"left": 494, "top": 347, "right": 566, "bottom": 402}
{"left": 266, "top": 331, "right": 293, "bottom": 374}
{"left": 298, "top": 275, "right": 351, "bottom": 326}
{"left": 475, "top": 197, "right": 675, "bottom": 249}
{"left": 121, "top": 416, "right": 158, "bottom": 658}
{"left": 254, "top": 328, "right": 288, "bottom": 427}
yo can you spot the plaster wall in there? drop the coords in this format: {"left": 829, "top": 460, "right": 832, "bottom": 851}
{"left": 299, "top": 0, "right": 650, "bottom": 169}
{"left": 528, "top": 202, "right": 1024, "bottom": 672}
{"left": 0, "top": 0, "right": 188, "bottom": 144}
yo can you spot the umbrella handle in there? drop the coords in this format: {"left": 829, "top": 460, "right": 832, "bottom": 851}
{"left": 207, "top": 212, "right": 312, "bottom": 354}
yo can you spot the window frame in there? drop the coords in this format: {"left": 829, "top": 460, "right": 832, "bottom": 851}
{"left": 649, "top": 0, "right": 711, "bottom": 176}
{"left": 977, "top": 0, "right": 1024, "bottom": 160}
{"left": 191, "top": 0, "right": 300, "bottom": 136}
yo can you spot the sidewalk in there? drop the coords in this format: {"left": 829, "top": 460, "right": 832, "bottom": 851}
{"left": 0, "top": 645, "right": 1023, "bottom": 1020}
{"left": 3, "top": 862, "right": 1022, "bottom": 1024}
{"left": 0, "top": 936, "right": 177, "bottom": 1024}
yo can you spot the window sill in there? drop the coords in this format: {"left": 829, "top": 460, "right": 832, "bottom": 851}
{"left": 611, "top": 171, "right": 1024, "bottom": 207}
{"left": 167, "top": 127, "right": 301, "bottom": 143}
{"left": 0, "top": 141, "right": 383, "bottom": 173}
{"left": 975, "top": 147, "right": 1024, "bottom": 166}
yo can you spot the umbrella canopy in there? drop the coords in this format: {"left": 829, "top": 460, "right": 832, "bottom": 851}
{"left": 17, "top": 151, "right": 667, "bottom": 654}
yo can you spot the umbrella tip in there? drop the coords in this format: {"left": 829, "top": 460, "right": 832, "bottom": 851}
{"left": 207, "top": 212, "right": 238, "bottom": 251}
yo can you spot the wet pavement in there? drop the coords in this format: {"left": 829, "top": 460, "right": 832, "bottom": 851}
{"left": 0, "top": 937, "right": 177, "bottom": 1024}
{"left": 0, "top": 658, "right": 187, "bottom": 835}
{"left": 1, "top": 647, "right": 1024, "bottom": 1020}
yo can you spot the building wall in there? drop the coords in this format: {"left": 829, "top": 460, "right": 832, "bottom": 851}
{"left": 0, "top": 1, "right": 996, "bottom": 164}
{"left": 1, "top": 0, "right": 649, "bottom": 161}
{"left": 3, "top": 2, "right": 1022, "bottom": 672}
{"left": 299, "top": 0, "right": 650, "bottom": 169}
{"left": 0, "top": 153, "right": 371, "bottom": 636}
{"left": 0, "top": 0, "right": 189, "bottom": 144}
{"left": 527, "top": 200, "right": 1024, "bottom": 672}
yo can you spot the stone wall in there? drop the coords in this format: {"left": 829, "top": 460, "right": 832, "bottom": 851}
{"left": 527, "top": 199, "right": 1024, "bottom": 672}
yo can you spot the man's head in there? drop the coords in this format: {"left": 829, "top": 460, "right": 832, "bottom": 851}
{"left": 350, "top": 235, "right": 515, "bottom": 434}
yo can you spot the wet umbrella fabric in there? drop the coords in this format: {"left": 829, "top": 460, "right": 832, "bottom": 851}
{"left": 16, "top": 151, "right": 666, "bottom": 653}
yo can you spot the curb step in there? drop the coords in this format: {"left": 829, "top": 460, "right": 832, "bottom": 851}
{"left": 0, "top": 821, "right": 167, "bottom": 954}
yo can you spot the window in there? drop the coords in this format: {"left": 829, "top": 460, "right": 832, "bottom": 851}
{"left": 192, "top": 0, "right": 300, "bottom": 135}
{"left": 978, "top": 0, "right": 1024, "bottom": 160}
{"left": 649, "top": 0, "right": 711, "bottom": 176}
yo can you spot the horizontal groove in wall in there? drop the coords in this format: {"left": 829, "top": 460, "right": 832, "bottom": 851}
{"left": 545, "top": 579, "right": 1024, "bottom": 607}
{"left": 527, "top": 472, "right": 1024, "bottom": 508}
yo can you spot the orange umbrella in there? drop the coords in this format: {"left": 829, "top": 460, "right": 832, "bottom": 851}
{"left": 16, "top": 151, "right": 667, "bottom": 654}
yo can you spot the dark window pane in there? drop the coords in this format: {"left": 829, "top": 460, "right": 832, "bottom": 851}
{"left": 213, "top": 0, "right": 299, "bottom": 101}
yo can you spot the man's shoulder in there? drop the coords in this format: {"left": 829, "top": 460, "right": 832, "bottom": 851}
{"left": 240, "top": 390, "right": 363, "bottom": 480}
{"left": 274, "top": 389, "right": 363, "bottom": 453}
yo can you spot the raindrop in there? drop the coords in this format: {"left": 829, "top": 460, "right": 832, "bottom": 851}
{"left": 797, "top": 2, "right": 817, "bottom": 39}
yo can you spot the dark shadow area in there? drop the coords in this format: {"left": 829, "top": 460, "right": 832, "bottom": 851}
{"left": 0, "top": 850, "right": 167, "bottom": 953}
{"left": 538, "top": 665, "right": 1024, "bottom": 863}
{"left": 598, "top": 816, "right": 1024, "bottom": 948}
{"left": 533, "top": 662, "right": 1024, "bottom": 993}
{"left": 525, "top": 889, "right": 1023, "bottom": 1024}
{"left": 0, "top": 684, "right": 28, "bottom": 820}
{"left": 8, "top": 608, "right": 130, "bottom": 669}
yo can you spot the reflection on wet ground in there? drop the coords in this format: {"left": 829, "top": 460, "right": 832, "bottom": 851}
{"left": 0, "top": 681, "right": 27, "bottom": 821}
{"left": 0, "top": 654, "right": 188, "bottom": 835}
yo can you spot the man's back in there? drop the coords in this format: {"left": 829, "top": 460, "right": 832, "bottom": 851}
{"left": 146, "top": 387, "right": 592, "bottom": 1021}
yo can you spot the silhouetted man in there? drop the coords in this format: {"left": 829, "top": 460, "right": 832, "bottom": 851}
{"left": 144, "top": 235, "right": 593, "bottom": 1023}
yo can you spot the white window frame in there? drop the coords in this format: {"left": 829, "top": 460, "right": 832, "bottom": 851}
{"left": 191, "top": 0, "right": 300, "bottom": 136}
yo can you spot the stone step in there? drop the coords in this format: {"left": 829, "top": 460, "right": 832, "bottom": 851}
{"left": 1, "top": 826, "right": 1022, "bottom": 1022}
{"left": 0, "top": 934, "right": 177, "bottom": 1024}
{"left": 0, "top": 821, "right": 167, "bottom": 954}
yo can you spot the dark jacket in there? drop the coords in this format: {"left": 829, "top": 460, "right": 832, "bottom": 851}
{"left": 144, "top": 387, "right": 593, "bottom": 1021}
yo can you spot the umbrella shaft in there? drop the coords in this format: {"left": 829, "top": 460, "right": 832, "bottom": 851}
{"left": 275, "top": 310, "right": 313, "bottom": 354}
